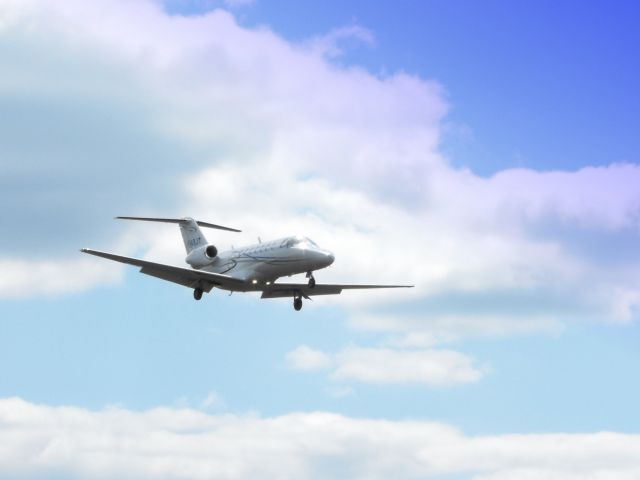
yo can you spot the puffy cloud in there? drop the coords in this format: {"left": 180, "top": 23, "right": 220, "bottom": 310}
{"left": 286, "top": 345, "right": 483, "bottom": 387}
{"left": 183, "top": 161, "right": 640, "bottom": 335}
{"left": 305, "top": 24, "right": 375, "bottom": 59}
{"left": 0, "top": 256, "right": 121, "bottom": 298}
{"left": 332, "top": 346, "right": 483, "bottom": 386}
{"left": 199, "top": 391, "right": 225, "bottom": 410}
{"left": 286, "top": 345, "right": 332, "bottom": 371}
{"left": 1, "top": 397, "right": 639, "bottom": 480}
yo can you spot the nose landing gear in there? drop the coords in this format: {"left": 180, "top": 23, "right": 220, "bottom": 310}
{"left": 306, "top": 271, "right": 316, "bottom": 288}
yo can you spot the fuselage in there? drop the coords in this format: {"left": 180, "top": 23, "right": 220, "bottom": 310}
{"left": 198, "top": 235, "right": 334, "bottom": 290}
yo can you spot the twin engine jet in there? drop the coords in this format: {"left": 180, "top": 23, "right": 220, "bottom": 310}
{"left": 81, "top": 216, "right": 412, "bottom": 310}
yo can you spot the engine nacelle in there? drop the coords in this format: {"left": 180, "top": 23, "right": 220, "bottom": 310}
{"left": 185, "top": 244, "right": 218, "bottom": 268}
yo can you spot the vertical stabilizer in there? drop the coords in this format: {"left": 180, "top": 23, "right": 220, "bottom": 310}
{"left": 179, "top": 218, "right": 208, "bottom": 253}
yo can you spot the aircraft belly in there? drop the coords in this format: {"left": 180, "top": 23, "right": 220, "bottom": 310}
{"left": 256, "top": 261, "right": 294, "bottom": 278}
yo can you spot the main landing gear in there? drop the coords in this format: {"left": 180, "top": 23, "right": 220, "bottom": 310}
{"left": 293, "top": 295, "right": 303, "bottom": 311}
{"left": 306, "top": 271, "right": 316, "bottom": 288}
{"left": 193, "top": 288, "right": 203, "bottom": 301}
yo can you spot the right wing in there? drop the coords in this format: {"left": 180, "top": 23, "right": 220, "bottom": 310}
{"left": 81, "top": 248, "right": 245, "bottom": 292}
{"left": 261, "top": 283, "right": 413, "bottom": 299}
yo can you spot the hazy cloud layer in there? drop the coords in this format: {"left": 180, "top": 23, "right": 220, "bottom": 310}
{"left": 1, "top": 397, "right": 639, "bottom": 480}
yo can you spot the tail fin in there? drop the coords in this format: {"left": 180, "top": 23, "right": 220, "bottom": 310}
{"left": 115, "top": 216, "right": 241, "bottom": 254}
{"left": 179, "top": 218, "right": 207, "bottom": 253}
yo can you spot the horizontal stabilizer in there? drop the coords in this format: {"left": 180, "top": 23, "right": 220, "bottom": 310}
{"left": 115, "top": 216, "right": 241, "bottom": 232}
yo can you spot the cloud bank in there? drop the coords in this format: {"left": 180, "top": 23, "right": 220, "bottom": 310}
{"left": 1, "top": 397, "right": 639, "bottom": 480}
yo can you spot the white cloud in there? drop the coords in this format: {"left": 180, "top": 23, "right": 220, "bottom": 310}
{"left": 326, "top": 385, "right": 354, "bottom": 398}
{"left": 286, "top": 345, "right": 483, "bottom": 387}
{"left": 0, "top": 257, "right": 122, "bottom": 298}
{"left": 332, "top": 346, "right": 483, "bottom": 386}
{"left": 223, "top": 0, "right": 255, "bottom": 8}
{"left": 305, "top": 24, "right": 375, "bottom": 58}
{"left": 1, "top": 397, "right": 639, "bottom": 480}
{"left": 200, "top": 391, "right": 225, "bottom": 410}
{"left": 349, "top": 312, "right": 564, "bottom": 347}
{"left": 1, "top": 0, "right": 639, "bottom": 344}
{"left": 286, "top": 345, "right": 332, "bottom": 371}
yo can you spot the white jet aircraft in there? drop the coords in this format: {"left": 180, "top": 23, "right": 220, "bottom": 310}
{"left": 81, "top": 216, "right": 413, "bottom": 310}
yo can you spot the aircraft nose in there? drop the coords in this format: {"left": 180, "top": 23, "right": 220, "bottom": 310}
{"left": 326, "top": 251, "right": 335, "bottom": 266}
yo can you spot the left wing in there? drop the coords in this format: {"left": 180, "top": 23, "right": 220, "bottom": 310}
{"left": 261, "top": 283, "right": 413, "bottom": 299}
{"left": 81, "top": 248, "right": 245, "bottom": 292}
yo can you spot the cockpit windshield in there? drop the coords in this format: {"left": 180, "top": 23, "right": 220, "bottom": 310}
{"left": 283, "top": 236, "right": 318, "bottom": 249}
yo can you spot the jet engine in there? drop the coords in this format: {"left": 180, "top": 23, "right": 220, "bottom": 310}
{"left": 185, "top": 244, "right": 218, "bottom": 268}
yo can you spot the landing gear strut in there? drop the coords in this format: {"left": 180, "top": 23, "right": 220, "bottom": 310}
{"left": 306, "top": 271, "right": 316, "bottom": 288}
{"left": 193, "top": 288, "right": 203, "bottom": 301}
{"left": 293, "top": 295, "right": 303, "bottom": 311}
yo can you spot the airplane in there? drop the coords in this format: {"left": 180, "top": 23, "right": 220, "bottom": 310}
{"left": 81, "top": 216, "right": 413, "bottom": 310}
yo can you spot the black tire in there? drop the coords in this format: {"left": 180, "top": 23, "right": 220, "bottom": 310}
{"left": 194, "top": 288, "right": 203, "bottom": 301}
{"left": 294, "top": 297, "right": 303, "bottom": 311}
{"left": 308, "top": 277, "right": 316, "bottom": 288}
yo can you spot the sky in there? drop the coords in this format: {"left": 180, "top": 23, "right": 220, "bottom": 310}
{"left": 1, "top": 0, "right": 640, "bottom": 478}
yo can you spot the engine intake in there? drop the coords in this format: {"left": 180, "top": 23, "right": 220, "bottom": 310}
{"left": 186, "top": 244, "right": 218, "bottom": 268}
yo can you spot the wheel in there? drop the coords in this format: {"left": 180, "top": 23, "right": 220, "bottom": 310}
{"left": 193, "top": 288, "right": 203, "bottom": 301}
{"left": 308, "top": 276, "right": 316, "bottom": 288}
{"left": 293, "top": 297, "right": 303, "bottom": 311}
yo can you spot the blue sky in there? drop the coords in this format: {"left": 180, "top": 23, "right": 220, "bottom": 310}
{"left": 1, "top": 1, "right": 640, "bottom": 478}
